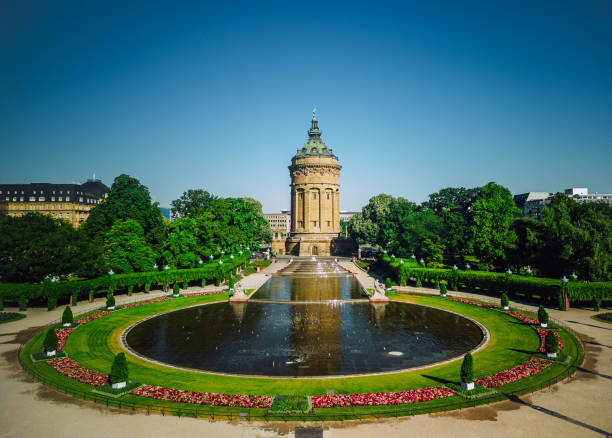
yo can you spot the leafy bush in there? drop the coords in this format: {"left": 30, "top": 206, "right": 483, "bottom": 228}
{"left": 440, "top": 284, "right": 447, "bottom": 295}
{"left": 173, "top": 283, "right": 180, "bottom": 295}
{"left": 594, "top": 299, "right": 601, "bottom": 311}
{"left": 269, "top": 395, "right": 309, "bottom": 412}
{"left": 228, "top": 277, "right": 235, "bottom": 289}
{"left": 182, "top": 281, "right": 188, "bottom": 290}
{"left": 44, "top": 328, "right": 58, "bottom": 352}
{"left": 538, "top": 305, "right": 549, "bottom": 325}
{"left": 501, "top": 293, "right": 509, "bottom": 308}
{"left": 416, "top": 277, "right": 422, "bottom": 288}
{"left": 460, "top": 352, "right": 474, "bottom": 383}
{"left": 0, "top": 312, "right": 26, "bottom": 324}
{"left": 62, "top": 306, "right": 73, "bottom": 325}
{"left": 385, "top": 277, "right": 392, "bottom": 289}
{"left": 109, "top": 352, "right": 129, "bottom": 384}
{"left": 106, "top": 295, "right": 116, "bottom": 308}
{"left": 545, "top": 330, "right": 559, "bottom": 354}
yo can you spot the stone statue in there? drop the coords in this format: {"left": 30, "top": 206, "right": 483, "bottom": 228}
{"left": 370, "top": 280, "right": 389, "bottom": 302}
{"left": 232, "top": 282, "right": 248, "bottom": 299}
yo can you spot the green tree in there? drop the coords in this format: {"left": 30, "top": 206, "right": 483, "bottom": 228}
{"left": 348, "top": 211, "right": 378, "bottom": 245}
{"left": 507, "top": 217, "right": 543, "bottom": 272}
{"left": 62, "top": 306, "right": 73, "bottom": 325}
{"left": 424, "top": 187, "right": 478, "bottom": 259}
{"left": 109, "top": 352, "right": 129, "bottom": 384}
{"left": 104, "top": 219, "right": 156, "bottom": 273}
{"left": 460, "top": 352, "right": 474, "bottom": 383}
{"left": 470, "top": 182, "right": 520, "bottom": 269}
{"left": 538, "top": 194, "right": 612, "bottom": 281}
{"left": 170, "top": 189, "right": 220, "bottom": 218}
{"left": 163, "top": 217, "right": 199, "bottom": 268}
{"left": 0, "top": 213, "right": 82, "bottom": 282}
{"left": 82, "top": 174, "right": 165, "bottom": 252}
{"left": 44, "top": 328, "right": 58, "bottom": 353}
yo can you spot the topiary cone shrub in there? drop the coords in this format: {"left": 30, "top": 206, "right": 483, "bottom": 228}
{"left": 228, "top": 276, "right": 235, "bottom": 290}
{"left": 385, "top": 277, "right": 392, "bottom": 290}
{"left": 415, "top": 277, "right": 422, "bottom": 288}
{"left": 173, "top": 282, "right": 180, "bottom": 297}
{"left": 106, "top": 295, "right": 116, "bottom": 310}
{"left": 460, "top": 352, "right": 474, "bottom": 390}
{"left": 545, "top": 330, "right": 559, "bottom": 358}
{"left": 501, "top": 293, "right": 510, "bottom": 310}
{"left": 44, "top": 328, "right": 58, "bottom": 356}
{"left": 440, "top": 283, "right": 447, "bottom": 297}
{"left": 538, "top": 305, "right": 549, "bottom": 327}
{"left": 109, "top": 352, "right": 129, "bottom": 389}
{"left": 62, "top": 306, "right": 73, "bottom": 326}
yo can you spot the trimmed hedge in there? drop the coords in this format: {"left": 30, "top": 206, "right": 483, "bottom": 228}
{"left": 381, "top": 254, "right": 612, "bottom": 306}
{"left": 0, "top": 252, "right": 250, "bottom": 309}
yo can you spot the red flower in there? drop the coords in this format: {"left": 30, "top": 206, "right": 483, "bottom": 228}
{"left": 46, "top": 357, "right": 108, "bottom": 387}
{"left": 475, "top": 358, "right": 552, "bottom": 388}
{"left": 55, "top": 328, "right": 74, "bottom": 350}
{"left": 503, "top": 311, "right": 539, "bottom": 325}
{"left": 447, "top": 297, "right": 497, "bottom": 309}
{"left": 535, "top": 328, "right": 562, "bottom": 353}
{"left": 75, "top": 311, "right": 112, "bottom": 324}
{"left": 311, "top": 386, "right": 455, "bottom": 408}
{"left": 130, "top": 385, "right": 273, "bottom": 408}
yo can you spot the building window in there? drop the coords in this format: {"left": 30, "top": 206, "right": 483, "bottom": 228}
{"left": 299, "top": 193, "right": 303, "bottom": 200}
{"left": 20, "top": 197, "right": 23, "bottom": 201}
{"left": 51, "top": 205, "right": 54, "bottom": 210}
{"left": 59, "top": 197, "right": 63, "bottom": 201}
{"left": 327, "top": 193, "right": 330, "bottom": 200}
{"left": 313, "top": 221, "right": 317, "bottom": 227}
{"left": 313, "top": 193, "right": 317, "bottom": 200}
{"left": 20, "top": 205, "right": 23, "bottom": 210}
{"left": 51, "top": 197, "right": 55, "bottom": 201}
{"left": 298, "top": 221, "right": 303, "bottom": 228}
{"left": 59, "top": 213, "right": 62, "bottom": 218}
{"left": 66, "top": 197, "right": 70, "bottom": 202}
{"left": 327, "top": 221, "right": 331, "bottom": 227}
{"left": 13, "top": 197, "right": 16, "bottom": 202}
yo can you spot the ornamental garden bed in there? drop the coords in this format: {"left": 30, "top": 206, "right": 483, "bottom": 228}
{"left": 268, "top": 395, "right": 311, "bottom": 413}
{"left": 0, "top": 312, "right": 26, "bottom": 324}
{"left": 31, "top": 350, "right": 67, "bottom": 362}
{"left": 19, "top": 291, "right": 583, "bottom": 420}
{"left": 444, "top": 382, "right": 497, "bottom": 400}
{"left": 92, "top": 382, "right": 142, "bottom": 398}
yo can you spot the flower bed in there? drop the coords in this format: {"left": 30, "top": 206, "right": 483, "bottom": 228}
{"left": 121, "top": 298, "right": 171, "bottom": 309}
{"left": 183, "top": 290, "right": 225, "bottom": 298}
{"left": 311, "top": 386, "right": 455, "bottom": 408}
{"left": 536, "top": 328, "right": 563, "bottom": 353}
{"left": 130, "top": 385, "right": 273, "bottom": 408}
{"left": 503, "top": 311, "right": 539, "bottom": 325}
{"left": 446, "top": 297, "right": 497, "bottom": 309}
{"left": 475, "top": 358, "right": 552, "bottom": 388}
{"left": 46, "top": 357, "right": 108, "bottom": 386}
{"left": 75, "top": 311, "right": 112, "bottom": 325}
{"left": 55, "top": 328, "right": 74, "bottom": 350}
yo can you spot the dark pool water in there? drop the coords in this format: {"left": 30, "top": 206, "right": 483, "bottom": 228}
{"left": 126, "top": 274, "right": 483, "bottom": 376}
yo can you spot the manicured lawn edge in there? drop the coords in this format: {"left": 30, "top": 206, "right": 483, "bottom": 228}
{"left": 19, "top": 291, "right": 583, "bottom": 420}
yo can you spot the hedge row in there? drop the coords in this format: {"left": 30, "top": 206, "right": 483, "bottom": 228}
{"left": 380, "top": 254, "right": 612, "bottom": 306}
{"left": 0, "top": 252, "right": 251, "bottom": 311}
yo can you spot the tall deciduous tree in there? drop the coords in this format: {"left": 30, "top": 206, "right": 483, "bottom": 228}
{"left": 104, "top": 219, "right": 156, "bottom": 274}
{"left": 82, "top": 175, "right": 165, "bottom": 252}
{"left": 470, "top": 182, "right": 520, "bottom": 269}
{"left": 163, "top": 217, "right": 199, "bottom": 268}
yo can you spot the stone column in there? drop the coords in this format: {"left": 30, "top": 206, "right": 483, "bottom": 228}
{"left": 318, "top": 188, "right": 322, "bottom": 232}
{"left": 334, "top": 189, "right": 340, "bottom": 233}
{"left": 304, "top": 186, "right": 310, "bottom": 232}
{"left": 291, "top": 187, "right": 297, "bottom": 232}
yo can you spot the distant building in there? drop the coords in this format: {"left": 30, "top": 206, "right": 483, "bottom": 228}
{"left": 339, "top": 210, "right": 358, "bottom": 222}
{"left": 264, "top": 210, "right": 291, "bottom": 240}
{"left": 0, "top": 178, "right": 109, "bottom": 227}
{"left": 514, "top": 188, "right": 612, "bottom": 219}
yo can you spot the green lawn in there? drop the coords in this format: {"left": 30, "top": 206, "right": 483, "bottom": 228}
{"left": 20, "top": 290, "right": 582, "bottom": 417}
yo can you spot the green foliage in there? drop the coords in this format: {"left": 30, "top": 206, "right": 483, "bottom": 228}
{"left": 173, "top": 282, "right": 180, "bottom": 295}
{"left": 269, "top": 395, "right": 309, "bottom": 412}
{"left": 545, "top": 331, "right": 559, "bottom": 354}
{"left": 470, "top": 182, "right": 520, "bottom": 268}
{"left": 104, "top": 219, "right": 157, "bottom": 274}
{"left": 440, "top": 283, "right": 447, "bottom": 295}
{"left": 594, "top": 299, "right": 601, "bottom": 312}
{"left": 228, "top": 276, "right": 235, "bottom": 289}
{"left": 162, "top": 217, "right": 199, "bottom": 269}
{"left": 0, "top": 312, "right": 25, "bottom": 324}
{"left": 106, "top": 295, "right": 116, "bottom": 308}
{"left": 460, "top": 352, "right": 474, "bottom": 383}
{"left": 538, "top": 305, "right": 549, "bottom": 325}
{"left": 44, "top": 328, "right": 58, "bottom": 352}
{"left": 538, "top": 194, "right": 612, "bottom": 281}
{"left": 109, "top": 352, "right": 129, "bottom": 384}
{"left": 62, "top": 306, "right": 73, "bottom": 325}
{"left": 0, "top": 213, "right": 84, "bottom": 283}
{"left": 501, "top": 293, "right": 509, "bottom": 308}
{"left": 385, "top": 277, "right": 392, "bottom": 289}
{"left": 82, "top": 174, "right": 165, "bottom": 253}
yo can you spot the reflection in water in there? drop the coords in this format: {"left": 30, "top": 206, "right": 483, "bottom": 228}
{"left": 126, "top": 273, "right": 483, "bottom": 376}
{"left": 254, "top": 275, "right": 363, "bottom": 301}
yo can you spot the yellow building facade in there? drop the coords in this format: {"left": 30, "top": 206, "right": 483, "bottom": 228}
{"left": 0, "top": 179, "right": 109, "bottom": 227}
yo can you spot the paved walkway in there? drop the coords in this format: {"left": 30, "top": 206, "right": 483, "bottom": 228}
{"left": 0, "top": 264, "right": 611, "bottom": 437}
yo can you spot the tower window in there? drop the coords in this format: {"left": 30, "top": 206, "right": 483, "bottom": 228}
{"left": 313, "top": 193, "right": 317, "bottom": 200}
{"left": 327, "top": 193, "right": 330, "bottom": 200}
{"left": 327, "top": 221, "right": 331, "bottom": 227}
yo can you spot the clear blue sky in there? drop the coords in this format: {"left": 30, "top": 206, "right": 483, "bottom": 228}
{"left": 2, "top": 1, "right": 611, "bottom": 211}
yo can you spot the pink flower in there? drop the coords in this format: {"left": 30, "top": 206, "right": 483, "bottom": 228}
{"left": 311, "top": 387, "right": 455, "bottom": 408}
{"left": 447, "top": 297, "right": 497, "bottom": 309}
{"left": 535, "top": 328, "right": 563, "bottom": 353}
{"left": 130, "top": 385, "right": 273, "bottom": 408}
{"left": 55, "top": 328, "right": 74, "bottom": 350}
{"left": 46, "top": 357, "right": 108, "bottom": 386}
{"left": 75, "top": 311, "right": 112, "bottom": 324}
{"left": 503, "top": 311, "right": 539, "bottom": 325}
{"left": 475, "top": 358, "right": 552, "bottom": 388}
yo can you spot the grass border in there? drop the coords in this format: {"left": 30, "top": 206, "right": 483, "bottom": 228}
{"left": 19, "top": 291, "right": 583, "bottom": 420}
